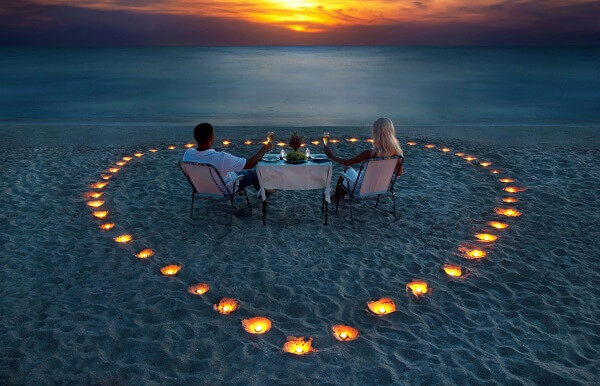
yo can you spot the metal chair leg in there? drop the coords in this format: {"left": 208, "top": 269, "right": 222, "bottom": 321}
{"left": 190, "top": 196, "right": 195, "bottom": 219}
{"left": 262, "top": 200, "right": 266, "bottom": 226}
{"left": 243, "top": 189, "right": 252, "bottom": 210}
{"left": 373, "top": 197, "right": 380, "bottom": 209}
{"left": 349, "top": 197, "right": 356, "bottom": 229}
{"left": 391, "top": 194, "right": 397, "bottom": 222}
{"left": 324, "top": 200, "right": 328, "bottom": 226}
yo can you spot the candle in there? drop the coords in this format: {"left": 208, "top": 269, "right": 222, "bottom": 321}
{"left": 480, "top": 162, "right": 492, "bottom": 167}
{"left": 443, "top": 264, "right": 463, "bottom": 277}
{"left": 475, "top": 233, "right": 497, "bottom": 242}
{"left": 283, "top": 337, "right": 315, "bottom": 355}
{"left": 488, "top": 221, "right": 508, "bottom": 229}
{"left": 92, "top": 211, "right": 108, "bottom": 219}
{"left": 213, "top": 298, "right": 239, "bottom": 314}
{"left": 242, "top": 317, "right": 272, "bottom": 334}
{"left": 187, "top": 283, "right": 210, "bottom": 295}
{"left": 114, "top": 234, "right": 132, "bottom": 243}
{"left": 425, "top": 144, "right": 435, "bottom": 149}
{"left": 135, "top": 249, "right": 154, "bottom": 259}
{"left": 367, "top": 298, "right": 396, "bottom": 315}
{"left": 99, "top": 222, "right": 115, "bottom": 230}
{"left": 499, "top": 178, "right": 515, "bottom": 183}
{"left": 168, "top": 145, "right": 176, "bottom": 150}
{"left": 222, "top": 140, "right": 231, "bottom": 146}
{"left": 502, "top": 197, "right": 518, "bottom": 203}
{"left": 504, "top": 186, "right": 526, "bottom": 193}
{"left": 91, "top": 182, "right": 108, "bottom": 189}
{"left": 160, "top": 264, "right": 181, "bottom": 276}
{"left": 86, "top": 200, "right": 105, "bottom": 208}
{"left": 407, "top": 141, "right": 417, "bottom": 146}
{"left": 331, "top": 325, "right": 359, "bottom": 341}
{"left": 406, "top": 280, "right": 429, "bottom": 297}
{"left": 440, "top": 147, "right": 451, "bottom": 152}
{"left": 184, "top": 143, "right": 195, "bottom": 148}
{"left": 495, "top": 208, "right": 522, "bottom": 217}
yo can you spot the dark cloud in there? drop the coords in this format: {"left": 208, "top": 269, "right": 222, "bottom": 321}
{"left": 0, "top": 1, "right": 599, "bottom": 46}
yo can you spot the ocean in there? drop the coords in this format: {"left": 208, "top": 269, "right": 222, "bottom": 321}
{"left": 1, "top": 46, "right": 599, "bottom": 147}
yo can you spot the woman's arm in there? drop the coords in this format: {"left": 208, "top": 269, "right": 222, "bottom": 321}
{"left": 323, "top": 146, "right": 371, "bottom": 167}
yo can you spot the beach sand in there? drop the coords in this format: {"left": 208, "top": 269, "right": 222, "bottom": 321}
{"left": 1, "top": 128, "right": 599, "bottom": 384}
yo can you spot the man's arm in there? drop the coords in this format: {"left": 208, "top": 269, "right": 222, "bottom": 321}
{"left": 244, "top": 142, "right": 273, "bottom": 169}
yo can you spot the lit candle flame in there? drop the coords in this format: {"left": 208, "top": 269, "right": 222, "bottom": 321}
{"left": 93, "top": 211, "right": 108, "bottom": 219}
{"left": 490, "top": 169, "right": 503, "bottom": 174}
{"left": 244, "top": 140, "right": 253, "bottom": 145}
{"left": 502, "top": 197, "right": 518, "bottom": 203}
{"left": 504, "top": 186, "right": 527, "bottom": 193}
{"left": 91, "top": 182, "right": 108, "bottom": 189}
{"left": 108, "top": 168, "right": 120, "bottom": 173}
{"left": 168, "top": 145, "right": 176, "bottom": 150}
{"left": 100, "top": 174, "right": 112, "bottom": 180}
{"left": 311, "top": 140, "right": 320, "bottom": 145}
{"left": 443, "top": 264, "right": 463, "bottom": 277}
{"left": 160, "top": 264, "right": 181, "bottom": 276}
{"left": 283, "top": 337, "right": 316, "bottom": 355}
{"left": 365, "top": 138, "right": 374, "bottom": 143}
{"left": 214, "top": 298, "right": 239, "bottom": 314}
{"left": 116, "top": 161, "right": 126, "bottom": 166}
{"left": 114, "top": 234, "right": 132, "bottom": 243}
{"left": 488, "top": 221, "right": 508, "bottom": 229}
{"left": 406, "top": 280, "right": 429, "bottom": 297}
{"left": 99, "top": 222, "right": 115, "bottom": 230}
{"left": 499, "top": 178, "right": 515, "bottom": 183}
{"left": 149, "top": 149, "right": 158, "bottom": 152}
{"left": 187, "top": 283, "right": 210, "bottom": 295}
{"left": 276, "top": 141, "right": 286, "bottom": 147}
{"left": 242, "top": 317, "right": 272, "bottom": 334}
{"left": 440, "top": 147, "right": 451, "bottom": 152}
{"left": 331, "top": 325, "right": 359, "bottom": 341}
{"left": 122, "top": 156, "right": 132, "bottom": 161}
{"left": 461, "top": 247, "right": 487, "bottom": 259}
{"left": 455, "top": 152, "right": 465, "bottom": 157}
{"left": 222, "top": 140, "right": 231, "bottom": 145}
{"left": 480, "top": 162, "right": 491, "bottom": 167}
{"left": 424, "top": 144, "right": 435, "bottom": 149}
{"left": 86, "top": 200, "right": 105, "bottom": 208}
{"left": 135, "top": 249, "right": 154, "bottom": 259}
{"left": 495, "top": 208, "right": 522, "bottom": 217}
{"left": 475, "top": 233, "right": 498, "bottom": 242}
{"left": 330, "top": 139, "right": 339, "bottom": 143}
{"left": 463, "top": 156, "right": 477, "bottom": 161}
{"left": 184, "top": 143, "right": 195, "bottom": 148}
{"left": 367, "top": 298, "right": 396, "bottom": 315}
{"left": 134, "top": 153, "right": 143, "bottom": 157}
{"left": 407, "top": 141, "right": 417, "bottom": 146}
{"left": 86, "top": 191, "right": 104, "bottom": 198}
{"left": 347, "top": 138, "right": 359, "bottom": 142}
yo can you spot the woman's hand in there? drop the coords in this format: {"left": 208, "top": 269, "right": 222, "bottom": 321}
{"left": 323, "top": 145, "right": 333, "bottom": 158}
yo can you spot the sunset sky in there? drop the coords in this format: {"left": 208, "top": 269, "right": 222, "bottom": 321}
{"left": 1, "top": 0, "right": 599, "bottom": 45}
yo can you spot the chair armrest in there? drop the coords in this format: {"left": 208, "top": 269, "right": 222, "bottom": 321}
{"left": 340, "top": 171, "right": 355, "bottom": 182}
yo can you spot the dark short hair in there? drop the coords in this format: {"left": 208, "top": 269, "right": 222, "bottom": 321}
{"left": 194, "top": 122, "right": 213, "bottom": 143}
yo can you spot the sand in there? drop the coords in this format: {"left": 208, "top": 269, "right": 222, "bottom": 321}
{"left": 1, "top": 128, "right": 599, "bottom": 384}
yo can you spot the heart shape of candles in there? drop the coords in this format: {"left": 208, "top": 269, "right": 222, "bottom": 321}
{"left": 86, "top": 138, "right": 524, "bottom": 356}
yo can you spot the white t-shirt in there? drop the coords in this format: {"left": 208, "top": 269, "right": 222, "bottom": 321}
{"left": 182, "top": 148, "right": 246, "bottom": 189}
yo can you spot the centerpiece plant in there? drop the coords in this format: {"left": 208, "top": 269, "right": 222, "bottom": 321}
{"left": 285, "top": 131, "right": 307, "bottom": 161}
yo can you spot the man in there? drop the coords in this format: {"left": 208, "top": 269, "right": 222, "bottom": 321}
{"left": 182, "top": 122, "right": 273, "bottom": 193}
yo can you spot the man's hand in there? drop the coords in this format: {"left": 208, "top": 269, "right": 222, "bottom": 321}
{"left": 263, "top": 141, "right": 274, "bottom": 153}
{"left": 323, "top": 145, "right": 333, "bottom": 158}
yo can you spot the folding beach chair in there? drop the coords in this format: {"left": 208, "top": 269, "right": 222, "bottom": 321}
{"left": 335, "top": 156, "right": 403, "bottom": 228}
{"left": 178, "top": 161, "right": 252, "bottom": 219}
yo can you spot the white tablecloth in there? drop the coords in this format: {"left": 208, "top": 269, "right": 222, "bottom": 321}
{"left": 256, "top": 157, "right": 333, "bottom": 202}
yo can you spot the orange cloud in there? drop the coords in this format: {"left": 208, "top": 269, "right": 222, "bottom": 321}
{"left": 33, "top": 0, "right": 597, "bottom": 33}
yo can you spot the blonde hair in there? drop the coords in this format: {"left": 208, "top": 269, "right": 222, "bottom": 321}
{"left": 372, "top": 117, "right": 403, "bottom": 158}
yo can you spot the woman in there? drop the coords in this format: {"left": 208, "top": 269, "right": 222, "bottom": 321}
{"left": 323, "top": 117, "right": 403, "bottom": 202}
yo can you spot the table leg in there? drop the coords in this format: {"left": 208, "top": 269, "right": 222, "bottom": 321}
{"left": 262, "top": 199, "right": 266, "bottom": 226}
{"left": 321, "top": 191, "right": 325, "bottom": 213}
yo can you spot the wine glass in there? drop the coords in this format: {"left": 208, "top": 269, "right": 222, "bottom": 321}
{"left": 323, "top": 131, "right": 330, "bottom": 146}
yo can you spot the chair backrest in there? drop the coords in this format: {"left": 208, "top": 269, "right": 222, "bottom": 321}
{"left": 178, "top": 161, "right": 229, "bottom": 197}
{"left": 356, "top": 156, "right": 403, "bottom": 197}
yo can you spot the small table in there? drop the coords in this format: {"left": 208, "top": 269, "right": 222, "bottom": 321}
{"left": 256, "top": 156, "right": 333, "bottom": 226}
